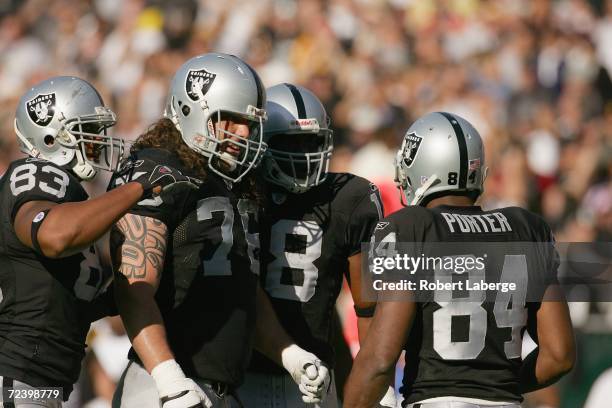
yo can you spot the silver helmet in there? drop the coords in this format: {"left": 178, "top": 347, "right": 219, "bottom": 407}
{"left": 262, "top": 83, "right": 333, "bottom": 193}
{"left": 164, "top": 53, "right": 267, "bottom": 183}
{"left": 395, "top": 111, "right": 487, "bottom": 206}
{"left": 15, "top": 76, "right": 123, "bottom": 181}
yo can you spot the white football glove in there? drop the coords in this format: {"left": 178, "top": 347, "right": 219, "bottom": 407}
{"left": 151, "top": 359, "right": 212, "bottom": 408}
{"left": 281, "top": 344, "right": 331, "bottom": 403}
{"left": 302, "top": 360, "right": 331, "bottom": 404}
{"left": 377, "top": 386, "right": 397, "bottom": 408}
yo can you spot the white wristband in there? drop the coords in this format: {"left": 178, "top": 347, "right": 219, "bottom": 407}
{"left": 150, "top": 359, "right": 187, "bottom": 396}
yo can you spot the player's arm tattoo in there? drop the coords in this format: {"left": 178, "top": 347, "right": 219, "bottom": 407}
{"left": 111, "top": 214, "right": 168, "bottom": 282}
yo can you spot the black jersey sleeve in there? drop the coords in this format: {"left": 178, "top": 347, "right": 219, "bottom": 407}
{"left": 537, "top": 219, "right": 561, "bottom": 295}
{"left": 373, "top": 207, "right": 431, "bottom": 260}
{"left": 345, "top": 180, "right": 384, "bottom": 256}
{"left": 108, "top": 148, "right": 198, "bottom": 230}
{"left": 372, "top": 215, "right": 397, "bottom": 244}
{"left": 371, "top": 207, "right": 434, "bottom": 296}
{"left": 6, "top": 158, "right": 88, "bottom": 223}
{"left": 370, "top": 215, "right": 400, "bottom": 269}
{"left": 509, "top": 208, "right": 561, "bottom": 298}
{"left": 374, "top": 206, "right": 433, "bottom": 242}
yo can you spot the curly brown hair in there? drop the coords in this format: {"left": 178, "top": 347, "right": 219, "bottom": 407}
{"left": 131, "top": 118, "right": 207, "bottom": 178}
{"left": 131, "top": 118, "right": 263, "bottom": 203}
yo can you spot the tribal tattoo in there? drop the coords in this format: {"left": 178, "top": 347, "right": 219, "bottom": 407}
{"left": 111, "top": 214, "right": 168, "bottom": 281}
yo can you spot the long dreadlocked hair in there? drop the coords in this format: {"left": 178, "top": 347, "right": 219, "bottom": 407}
{"left": 130, "top": 118, "right": 263, "bottom": 203}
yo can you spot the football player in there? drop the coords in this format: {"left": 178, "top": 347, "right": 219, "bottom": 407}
{"left": 0, "top": 76, "right": 191, "bottom": 407}
{"left": 343, "top": 112, "right": 576, "bottom": 407}
{"left": 110, "top": 54, "right": 329, "bottom": 408}
{"left": 238, "top": 83, "right": 396, "bottom": 407}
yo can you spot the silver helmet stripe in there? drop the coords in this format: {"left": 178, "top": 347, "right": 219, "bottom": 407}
{"left": 439, "top": 111, "right": 468, "bottom": 188}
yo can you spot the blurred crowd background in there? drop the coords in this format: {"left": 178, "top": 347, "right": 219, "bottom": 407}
{"left": 0, "top": 0, "right": 610, "bottom": 407}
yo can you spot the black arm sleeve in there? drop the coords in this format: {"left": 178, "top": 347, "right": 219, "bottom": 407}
{"left": 346, "top": 182, "right": 384, "bottom": 257}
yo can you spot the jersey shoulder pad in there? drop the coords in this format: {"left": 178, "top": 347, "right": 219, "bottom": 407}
{"left": 390, "top": 205, "right": 435, "bottom": 226}
{"left": 376, "top": 206, "right": 434, "bottom": 239}
{"left": 329, "top": 172, "right": 375, "bottom": 198}
{"left": 326, "top": 172, "right": 381, "bottom": 211}
{"left": 131, "top": 148, "right": 187, "bottom": 171}
{"left": 4, "top": 157, "right": 86, "bottom": 221}
{"left": 500, "top": 206, "right": 553, "bottom": 241}
{"left": 109, "top": 148, "right": 197, "bottom": 228}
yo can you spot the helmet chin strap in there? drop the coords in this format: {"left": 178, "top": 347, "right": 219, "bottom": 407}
{"left": 165, "top": 98, "right": 182, "bottom": 132}
{"left": 15, "top": 119, "right": 93, "bottom": 181}
{"left": 409, "top": 174, "right": 439, "bottom": 206}
{"left": 398, "top": 185, "right": 408, "bottom": 207}
{"left": 14, "top": 119, "right": 42, "bottom": 158}
{"left": 264, "top": 159, "right": 310, "bottom": 194}
{"left": 72, "top": 149, "right": 96, "bottom": 181}
{"left": 219, "top": 152, "right": 238, "bottom": 171}
{"left": 396, "top": 162, "right": 440, "bottom": 206}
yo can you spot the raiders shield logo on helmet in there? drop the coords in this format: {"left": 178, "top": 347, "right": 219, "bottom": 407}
{"left": 185, "top": 69, "right": 216, "bottom": 102}
{"left": 26, "top": 93, "right": 56, "bottom": 126}
{"left": 402, "top": 132, "right": 423, "bottom": 168}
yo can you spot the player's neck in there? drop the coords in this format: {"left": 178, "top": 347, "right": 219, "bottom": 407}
{"left": 426, "top": 195, "right": 475, "bottom": 209}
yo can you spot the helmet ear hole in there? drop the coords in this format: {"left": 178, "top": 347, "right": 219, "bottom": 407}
{"left": 181, "top": 104, "right": 191, "bottom": 117}
{"left": 44, "top": 135, "right": 55, "bottom": 146}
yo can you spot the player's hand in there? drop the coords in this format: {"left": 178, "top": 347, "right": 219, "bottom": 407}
{"left": 115, "top": 156, "right": 201, "bottom": 199}
{"left": 376, "top": 385, "right": 397, "bottom": 407}
{"left": 159, "top": 378, "right": 210, "bottom": 408}
{"left": 135, "top": 163, "right": 200, "bottom": 199}
{"left": 281, "top": 344, "right": 330, "bottom": 403}
{"left": 151, "top": 360, "right": 212, "bottom": 408}
{"left": 301, "top": 360, "right": 330, "bottom": 403}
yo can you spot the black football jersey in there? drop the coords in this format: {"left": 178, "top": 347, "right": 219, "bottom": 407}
{"left": 114, "top": 148, "right": 260, "bottom": 387}
{"left": 371, "top": 205, "right": 558, "bottom": 404}
{"left": 0, "top": 158, "right": 110, "bottom": 397}
{"left": 249, "top": 173, "right": 383, "bottom": 374}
